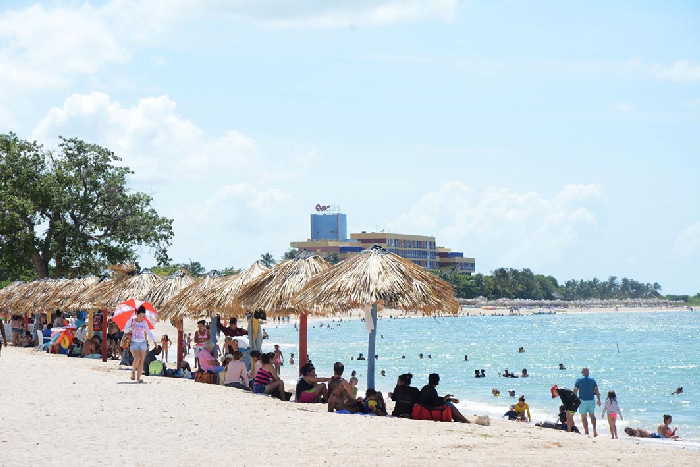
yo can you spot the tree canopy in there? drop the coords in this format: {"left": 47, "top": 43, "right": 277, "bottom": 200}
{"left": 0, "top": 133, "right": 174, "bottom": 279}
{"left": 436, "top": 268, "right": 663, "bottom": 300}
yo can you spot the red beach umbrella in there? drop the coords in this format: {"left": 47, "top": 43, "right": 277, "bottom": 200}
{"left": 112, "top": 299, "right": 158, "bottom": 330}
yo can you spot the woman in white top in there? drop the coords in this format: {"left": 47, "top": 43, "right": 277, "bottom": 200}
{"left": 601, "top": 390, "right": 623, "bottom": 439}
{"left": 124, "top": 306, "right": 158, "bottom": 383}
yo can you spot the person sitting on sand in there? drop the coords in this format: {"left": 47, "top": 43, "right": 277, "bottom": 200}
{"left": 513, "top": 396, "right": 532, "bottom": 422}
{"left": 224, "top": 350, "right": 249, "bottom": 390}
{"left": 143, "top": 345, "right": 163, "bottom": 376}
{"left": 296, "top": 363, "right": 331, "bottom": 403}
{"left": 196, "top": 343, "right": 226, "bottom": 377}
{"left": 389, "top": 373, "right": 420, "bottom": 418}
{"left": 419, "top": 373, "right": 470, "bottom": 423}
{"left": 327, "top": 362, "right": 361, "bottom": 413}
{"left": 658, "top": 415, "right": 679, "bottom": 439}
{"left": 363, "top": 389, "right": 387, "bottom": 416}
{"left": 253, "top": 353, "right": 285, "bottom": 397}
{"left": 504, "top": 405, "right": 518, "bottom": 420}
{"left": 550, "top": 385, "right": 580, "bottom": 432}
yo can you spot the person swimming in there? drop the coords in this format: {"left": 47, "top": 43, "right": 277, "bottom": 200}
{"left": 559, "top": 363, "right": 566, "bottom": 370}
{"left": 357, "top": 353, "right": 365, "bottom": 360}
{"left": 380, "top": 370, "right": 386, "bottom": 377}
{"left": 518, "top": 347, "right": 525, "bottom": 353}
{"left": 474, "top": 370, "right": 481, "bottom": 378}
{"left": 480, "top": 369, "right": 486, "bottom": 377}
{"left": 671, "top": 387, "right": 683, "bottom": 395}
{"left": 419, "top": 353, "right": 423, "bottom": 359}
{"left": 521, "top": 368, "right": 529, "bottom": 378}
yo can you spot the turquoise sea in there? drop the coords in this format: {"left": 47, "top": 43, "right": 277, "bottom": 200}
{"left": 264, "top": 310, "right": 699, "bottom": 443}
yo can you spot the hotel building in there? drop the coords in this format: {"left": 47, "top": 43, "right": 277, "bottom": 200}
{"left": 291, "top": 211, "right": 475, "bottom": 274}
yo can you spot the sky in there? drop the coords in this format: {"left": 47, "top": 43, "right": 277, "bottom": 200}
{"left": 1, "top": 0, "right": 698, "bottom": 293}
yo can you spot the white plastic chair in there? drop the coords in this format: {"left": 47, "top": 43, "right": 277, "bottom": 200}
{"left": 36, "top": 330, "right": 44, "bottom": 351}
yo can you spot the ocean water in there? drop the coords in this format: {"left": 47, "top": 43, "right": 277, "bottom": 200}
{"left": 263, "top": 310, "right": 700, "bottom": 442}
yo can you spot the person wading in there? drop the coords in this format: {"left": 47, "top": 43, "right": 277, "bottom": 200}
{"left": 574, "top": 367, "right": 601, "bottom": 437}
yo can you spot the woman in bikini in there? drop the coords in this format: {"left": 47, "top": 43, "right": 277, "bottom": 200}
{"left": 273, "top": 344, "right": 283, "bottom": 374}
{"left": 193, "top": 321, "right": 210, "bottom": 369}
{"left": 160, "top": 334, "right": 171, "bottom": 362}
{"left": 124, "top": 306, "right": 158, "bottom": 383}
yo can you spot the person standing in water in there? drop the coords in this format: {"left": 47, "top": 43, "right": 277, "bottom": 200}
{"left": 601, "top": 391, "right": 623, "bottom": 439}
{"left": 124, "top": 306, "right": 158, "bottom": 383}
{"left": 574, "top": 368, "right": 601, "bottom": 437}
{"left": 273, "top": 344, "right": 284, "bottom": 374}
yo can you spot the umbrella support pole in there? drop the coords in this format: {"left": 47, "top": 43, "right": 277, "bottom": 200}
{"left": 176, "top": 319, "right": 184, "bottom": 370}
{"left": 367, "top": 304, "right": 378, "bottom": 390}
{"left": 101, "top": 311, "right": 108, "bottom": 363}
{"left": 299, "top": 312, "right": 308, "bottom": 372}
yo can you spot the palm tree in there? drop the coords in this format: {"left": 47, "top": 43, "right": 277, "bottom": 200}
{"left": 260, "top": 252, "right": 276, "bottom": 268}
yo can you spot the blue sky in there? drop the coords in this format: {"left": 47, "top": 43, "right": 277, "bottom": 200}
{"left": 1, "top": 1, "right": 698, "bottom": 293}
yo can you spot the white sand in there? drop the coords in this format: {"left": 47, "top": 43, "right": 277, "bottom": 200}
{"left": 1, "top": 346, "right": 696, "bottom": 467}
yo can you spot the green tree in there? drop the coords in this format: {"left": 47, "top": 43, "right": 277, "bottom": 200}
{"left": 260, "top": 252, "right": 276, "bottom": 268}
{"left": 282, "top": 248, "right": 300, "bottom": 260}
{"left": 0, "top": 133, "right": 174, "bottom": 279}
{"left": 324, "top": 253, "right": 342, "bottom": 265}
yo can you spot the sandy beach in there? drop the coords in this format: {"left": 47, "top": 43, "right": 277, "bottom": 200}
{"left": 1, "top": 346, "right": 696, "bottom": 467}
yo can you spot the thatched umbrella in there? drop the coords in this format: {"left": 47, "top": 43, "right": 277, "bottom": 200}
{"left": 144, "top": 270, "right": 196, "bottom": 308}
{"left": 190, "top": 262, "right": 268, "bottom": 318}
{"left": 45, "top": 277, "right": 100, "bottom": 311}
{"left": 294, "top": 246, "right": 459, "bottom": 389}
{"left": 235, "top": 255, "right": 330, "bottom": 368}
{"left": 0, "top": 281, "right": 27, "bottom": 310}
{"left": 159, "top": 275, "right": 217, "bottom": 322}
{"left": 85, "top": 271, "right": 163, "bottom": 309}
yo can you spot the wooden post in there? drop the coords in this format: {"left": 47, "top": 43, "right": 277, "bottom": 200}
{"left": 23, "top": 313, "right": 29, "bottom": 331}
{"left": 101, "top": 311, "right": 108, "bottom": 363}
{"left": 47, "top": 310, "right": 53, "bottom": 329}
{"left": 299, "top": 312, "right": 308, "bottom": 373}
{"left": 86, "top": 310, "right": 94, "bottom": 339}
{"left": 367, "top": 304, "right": 378, "bottom": 390}
{"left": 176, "top": 319, "right": 184, "bottom": 370}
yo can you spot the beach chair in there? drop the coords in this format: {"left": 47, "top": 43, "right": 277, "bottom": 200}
{"left": 35, "top": 330, "right": 44, "bottom": 351}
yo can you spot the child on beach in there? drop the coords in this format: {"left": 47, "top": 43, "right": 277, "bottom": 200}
{"left": 160, "top": 335, "right": 170, "bottom": 362}
{"left": 185, "top": 333, "right": 191, "bottom": 354}
{"left": 273, "top": 344, "right": 283, "bottom": 373}
{"left": 289, "top": 353, "right": 295, "bottom": 365}
{"left": 601, "top": 391, "right": 623, "bottom": 439}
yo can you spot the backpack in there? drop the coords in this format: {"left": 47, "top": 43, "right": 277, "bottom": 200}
{"left": 148, "top": 360, "right": 164, "bottom": 376}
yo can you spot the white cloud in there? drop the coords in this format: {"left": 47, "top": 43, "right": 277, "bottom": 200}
{"left": 675, "top": 222, "right": 700, "bottom": 257}
{"left": 614, "top": 103, "right": 635, "bottom": 113}
{"left": 653, "top": 60, "right": 700, "bottom": 83}
{"left": 388, "top": 182, "right": 603, "bottom": 271}
{"left": 32, "top": 92, "right": 259, "bottom": 183}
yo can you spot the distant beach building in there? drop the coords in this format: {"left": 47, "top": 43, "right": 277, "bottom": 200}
{"left": 291, "top": 207, "right": 475, "bottom": 274}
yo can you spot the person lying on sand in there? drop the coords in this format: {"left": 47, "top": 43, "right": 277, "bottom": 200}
{"left": 419, "top": 373, "right": 470, "bottom": 423}
{"left": 625, "top": 427, "right": 663, "bottom": 438}
{"left": 296, "top": 363, "right": 331, "bottom": 403}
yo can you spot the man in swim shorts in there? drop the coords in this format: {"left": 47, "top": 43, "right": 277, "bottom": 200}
{"left": 574, "top": 367, "right": 601, "bottom": 437}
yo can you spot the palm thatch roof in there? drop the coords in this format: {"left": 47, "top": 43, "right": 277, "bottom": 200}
{"left": 41, "top": 276, "right": 100, "bottom": 310}
{"left": 144, "top": 270, "right": 196, "bottom": 308}
{"left": 0, "top": 281, "right": 27, "bottom": 310}
{"left": 293, "top": 246, "right": 459, "bottom": 315}
{"left": 1, "top": 279, "right": 69, "bottom": 314}
{"left": 159, "top": 275, "right": 217, "bottom": 322}
{"left": 83, "top": 272, "right": 163, "bottom": 309}
{"left": 187, "top": 262, "right": 269, "bottom": 318}
{"left": 236, "top": 256, "right": 330, "bottom": 315}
